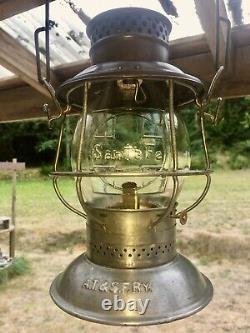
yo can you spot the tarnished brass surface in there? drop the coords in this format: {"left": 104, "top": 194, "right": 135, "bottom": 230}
{"left": 50, "top": 253, "right": 213, "bottom": 326}
{"left": 122, "top": 182, "right": 140, "bottom": 209}
{"left": 57, "top": 62, "right": 204, "bottom": 108}
{"left": 86, "top": 210, "right": 176, "bottom": 268}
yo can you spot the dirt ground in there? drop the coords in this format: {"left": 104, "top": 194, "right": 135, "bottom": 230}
{"left": 0, "top": 170, "right": 250, "bottom": 333}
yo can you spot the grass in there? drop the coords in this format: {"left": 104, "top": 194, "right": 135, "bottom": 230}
{"left": 0, "top": 175, "right": 84, "bottom": 253}
{"left": 0, "top": 169, "right": 249, "bottom": 253}
{"left": 0, "top": 257, "right": 30, "bottom": 285}
{"left": 177, "top": 169, "right": 250, "bottom": 234}
{"left": 0, "top": 177, "right": 81, "bottom": 222}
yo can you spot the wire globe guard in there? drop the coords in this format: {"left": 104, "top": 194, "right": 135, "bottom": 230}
{"left": 50, "top": 253, "right": 213, "bottom": 326}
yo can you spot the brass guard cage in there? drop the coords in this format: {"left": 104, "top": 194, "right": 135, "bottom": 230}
{"left": 49, "top": 66, "right": 224, "bottom": 225}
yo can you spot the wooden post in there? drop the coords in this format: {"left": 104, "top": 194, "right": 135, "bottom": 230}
{"left": 0, "top": 160, "right": 25, "bottom": 259}
{"left": 194, "top": 0, "right": 231, "bottom": 69}
{"left": 9, "top": 158, "right": 17, "bottom": 258}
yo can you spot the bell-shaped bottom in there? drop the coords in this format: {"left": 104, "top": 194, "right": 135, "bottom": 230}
{"left": 50, "top": 253, "right": 213, "bottom": 326}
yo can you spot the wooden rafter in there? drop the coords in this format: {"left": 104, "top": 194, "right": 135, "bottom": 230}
{"left": 0, "top": 28, "right": 59, "bottom": 97}
{"left": 0, "top": 0, "right": 54, "bottom": 20}
{"left": 0, "top": 76, "right": 25, "bottom": 90}
{"left": 194, "top": 0, "right": 231, "bottom": 68}
{"left": 0, "top": 23, "right": 250, "bottom": 123}
{"left": 0, "top": 86, "right": 51, "bottom": 122}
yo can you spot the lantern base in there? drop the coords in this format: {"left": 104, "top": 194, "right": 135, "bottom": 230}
{"left": 50, "top": 253, "right": 213, "bottom": 326}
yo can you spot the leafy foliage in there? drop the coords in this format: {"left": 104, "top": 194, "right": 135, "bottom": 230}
{"left": 182, "top": 97, "right": 250, "bottom": 169}
{"left": 0, "top": 99, "right": 249, "bottom": 170}
{"left": 0, "top": 121, "right": 59, "bottom": 165}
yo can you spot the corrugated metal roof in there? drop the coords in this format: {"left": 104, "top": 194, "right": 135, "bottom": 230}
{"left": 0, "top": 0, "right": 249, "bottom": 79}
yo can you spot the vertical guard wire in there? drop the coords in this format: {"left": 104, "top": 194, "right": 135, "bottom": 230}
{"left": 168, "top": 80, "right": 180, "bottom": 214}
{"left": 149, "top": 80, "right": 179, "bottom": 230}
{"left": 174, "top": 111, "right": 212, "bottom": 220}
{"left": 52, "top": 113, "right": 87, "bottom": 219}
{"left": 150, "top": 80, "right": 179, "bottom": 229}
{"left": 76, "top": 82, "right": 89, "bottom": 213}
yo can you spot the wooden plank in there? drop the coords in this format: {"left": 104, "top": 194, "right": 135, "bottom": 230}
{"left": 0, "top": 28, "right": 59, "bottom": 97}
{"left": 0, "top": 216, "right": 10, "bottom": 223}
{"left": 232, "top": 23, "right": 250, "bottom": 47}
{"left": 0, "top": 24, "right": 250, "bottom": 122}
{"left": 0, "top": 161, "right": 25, "bottom": 171}
{"left": 194, "top": 0, "right": 230, "bottom": 67}
{"left": 0, "top": 23, "right": 249, "bottom": 91}
{"left": 54, "top": 59, "right": 91, "bottom": 82}
{"left": 0, "top": 46, "right": 250, "bottom": 123}
{"left": 170, "top": 34, "right": 209, "bottom": 59}
{"left": 0, "top": 0, "right": 54, "bottom": 21}
{"left": 0, "top": 225, "right": 14, "bottom": 234}
{"left": 0, "top": 76, "right": 25, "bottom": 90}
{"left": 0, "top": 86, "right": 52, "bottom": 122}
{"left": 172, "top": 44, "right": 250, "bottom": 98}
{"left": 10, "top": 158, "right": 17, "bottom": 258}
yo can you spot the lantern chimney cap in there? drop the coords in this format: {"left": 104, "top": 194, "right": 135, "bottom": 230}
{"left": 86, "top": 7, "right": 172, "bottom": 64}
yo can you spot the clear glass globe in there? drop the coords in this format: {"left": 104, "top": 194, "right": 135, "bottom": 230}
{"left": 71, "top": 108, "right": 190, "bottom": 210}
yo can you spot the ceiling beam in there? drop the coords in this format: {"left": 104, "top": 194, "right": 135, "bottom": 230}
{"left": 0, "top": 28, "right": 59, "bottom": 97}
{"left": 0, "top": 23, "right": 249, "bottom": 92}
{"left": 1, "top": 24, "right": 250, "bottom": 123}
{"left": 54, "top": 59, "right": 91, "bottom": 82}
{"left": 0, "top": 0, "right": 54, "bottom": 21}
{"left": 171, "top": 44, "right": 250, "bottom": 99}
{"left": 0, "top": 86, "right": 52, "bottom": 122}
{"left": 0, "top": 76, "right": 25, "bottom": 90}
{"left": 194, "top": 0, "right": 231, "bottom": 68}
{"left": 1, "top": 43, "right": 249, "bottom": 123}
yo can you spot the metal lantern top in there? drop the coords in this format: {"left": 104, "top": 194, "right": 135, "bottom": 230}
{"left": 56, "top": 8, "right": 204, "bottom": 109}
{"left": 87, "top": 7, "right": 172, "bottom": 62}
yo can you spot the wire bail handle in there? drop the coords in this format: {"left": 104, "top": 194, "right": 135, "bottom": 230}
{"left": 34, "top": 0, "right": 64, "bottom": 127}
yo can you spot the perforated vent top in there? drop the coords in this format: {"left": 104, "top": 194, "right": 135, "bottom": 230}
{"left": 87, "top": 7, "right": 172, "bottom": 46}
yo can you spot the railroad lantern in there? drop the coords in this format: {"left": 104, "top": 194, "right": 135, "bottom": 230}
{"left": 35, "top": 6, "right": 227, "bottom": 326}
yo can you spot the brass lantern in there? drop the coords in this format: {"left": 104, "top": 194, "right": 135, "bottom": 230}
{"left": 35, "top": 6, "right": 226, "bottom": 326}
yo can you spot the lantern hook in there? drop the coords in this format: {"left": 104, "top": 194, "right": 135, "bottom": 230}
{"left": 34, "top": 0, "right": 65, "bottom": 127}
{"left": 196, "top": 66, "right": 224, "bottom": 126}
